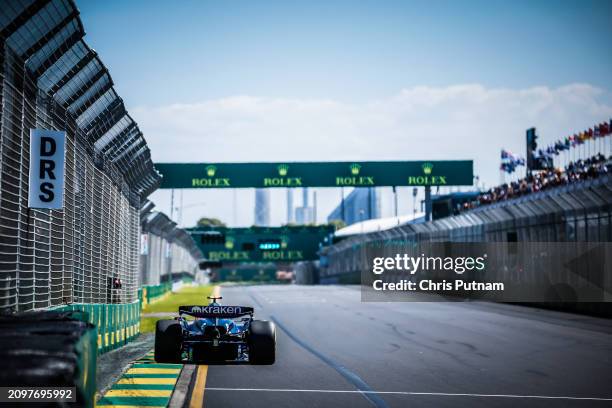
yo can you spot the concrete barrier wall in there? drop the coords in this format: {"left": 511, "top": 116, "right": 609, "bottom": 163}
{"left": 55, "top": 302, "right": 141, "bottom": 354}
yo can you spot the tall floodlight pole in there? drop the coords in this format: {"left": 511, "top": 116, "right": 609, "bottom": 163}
{"left": 368, "top": 188, "right": 372, "bottom": 219}
{"left": 424, "top": 186, "right": 432, "bottom": 222}
{"left": 178, "top": 190, "right": 183, "bottom": 226}
{"left": 360, "top": 209, "right": 365, "bottom": 232}
{"left": 286, "top": 188, "right": 293, "bottom": 224}
{"left": 233, "top": 189, "right": 237, "bottom": 226}
{"left": 170, "top": 189, "right": 175, "bottom": 221}
{"left": 393, "top": 186, "right": 398, "bottom": 217}
{"left": 341, "top": 187, "right": 345, "bottom": 223}
{"left": 313, "top": 190, "right": 317, "bottom": 225}
{"left": 412, "top": 187, "right": 417, "bottom": 219}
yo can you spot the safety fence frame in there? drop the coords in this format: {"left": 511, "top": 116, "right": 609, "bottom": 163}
{"left": 322, "top": 176, "right": 612, "bottom": 282}
{"left": 0, "top": 0, "right": 161, "bottom": 312}
{"left": 139, "top": 207, "right": 202, "bottom": 287}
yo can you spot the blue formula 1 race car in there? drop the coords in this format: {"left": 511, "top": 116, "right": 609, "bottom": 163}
{"left": 154, "top": 296, "right": 276, "bottom": 364}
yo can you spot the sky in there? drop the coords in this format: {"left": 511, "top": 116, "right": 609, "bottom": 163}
{"left": 76, "top": 0, "right": 612, "bottom": 227}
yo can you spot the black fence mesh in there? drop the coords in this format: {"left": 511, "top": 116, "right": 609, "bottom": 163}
{"left": 0, "top": 0, "right": 167, "bottom": 311}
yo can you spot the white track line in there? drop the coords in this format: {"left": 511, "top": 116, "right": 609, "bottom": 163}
{"left": 204, "top": 388, "right": 612, "bottom": 401}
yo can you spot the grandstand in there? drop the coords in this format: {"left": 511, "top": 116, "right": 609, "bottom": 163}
{"left": 470, "top": 153, "right": 610, "bottom": 211}
{"left": 321, "top": 130, "right": 611, "bottom": 314}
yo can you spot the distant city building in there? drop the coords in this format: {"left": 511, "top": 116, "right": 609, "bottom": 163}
{"left": 295, "top": 187, "right": 315, "bottom": 224}
{"left": 254, "top": 189, "right": 270, "bottom": 226}
{"left": 295, "top": 207, "right": 315, "bottom": 224}
{"left": 327, "top": 187, "right": 380, "bottom": 226}
{"left": 286, "top": 189, "right": 294, "bottom": 224}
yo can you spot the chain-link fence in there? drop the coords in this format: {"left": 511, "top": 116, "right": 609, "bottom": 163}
{"left": 0, "top": 0, "right": 162, "bottom": 312}
{"left": 139, "top": 204, "right": 202, "bottom": 286}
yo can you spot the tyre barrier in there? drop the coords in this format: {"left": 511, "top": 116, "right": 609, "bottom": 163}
{"left": 0, "top": 311, "right": 97, "bottom": 408}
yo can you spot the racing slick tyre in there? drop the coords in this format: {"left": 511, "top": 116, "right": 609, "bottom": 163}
{"left": 249, "top": 320, "right": 276, "bottom": 365}
{"left": 155, "top": 319, "right": 182, "bottom": 363}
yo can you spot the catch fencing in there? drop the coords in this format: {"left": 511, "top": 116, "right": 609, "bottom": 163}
{"left": 140, "top": 206, "right": 202, "bottom": 287}
{"left": 322, "top": 175, "right": 612, "bottom": 312}
{"left": 0, "top": 0, "right": 161, "bottom": 312}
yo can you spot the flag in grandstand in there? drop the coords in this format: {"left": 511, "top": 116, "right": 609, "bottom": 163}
{"left": 500, "top": 149, "right": 526, "bottom": 173}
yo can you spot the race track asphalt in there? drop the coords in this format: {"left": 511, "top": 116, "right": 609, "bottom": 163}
{"left": 191, "top": 284, "right": 612, "bottom": 408}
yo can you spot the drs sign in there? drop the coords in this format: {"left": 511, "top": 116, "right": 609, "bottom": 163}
{"left": 28, "top": 129, "right": 66, "bottom": 209}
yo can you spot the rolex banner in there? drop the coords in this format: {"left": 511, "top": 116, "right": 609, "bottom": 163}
{"left": 155, "top": 160, "right": 474, "bottom": 189}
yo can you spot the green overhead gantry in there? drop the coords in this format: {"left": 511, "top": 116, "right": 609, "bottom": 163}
{"left": 156, "top": 160, "right": 473, "bottom": 189}
{"left": 188, "top": 225, "right": 335, "bottom": 263}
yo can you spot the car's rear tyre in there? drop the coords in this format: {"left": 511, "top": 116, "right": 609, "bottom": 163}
{"left": 155, "top": 319, "right": 182, "bottom": 363}
{"left": 249, "top": 320, "right": 276, "bottom": 365}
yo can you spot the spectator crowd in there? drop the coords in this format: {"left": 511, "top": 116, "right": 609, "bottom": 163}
{"left": 465, "top": 153, "right": 610, "bottom": 211}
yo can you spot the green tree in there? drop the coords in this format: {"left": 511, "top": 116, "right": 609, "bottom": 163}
{"left": 328, "top": 219, "right": 346, "bottom": 230}
{"left": 196, "top": 217, "right": 226, "bottom": 227}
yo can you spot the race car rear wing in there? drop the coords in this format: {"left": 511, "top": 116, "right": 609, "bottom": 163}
{"left": 178, "top": 305, "right": 254, "bottom": 318}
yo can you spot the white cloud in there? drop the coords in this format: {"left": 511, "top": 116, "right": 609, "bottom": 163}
{"left": 132, "top": 83, "right": 612, "bottom": 227}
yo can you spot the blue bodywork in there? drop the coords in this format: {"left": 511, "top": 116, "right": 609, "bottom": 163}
{"left": 185, "top": 317, "right": 246, "bottom": 335}
{"left": 175, "top": 302, "right": 253, "bottom": 362}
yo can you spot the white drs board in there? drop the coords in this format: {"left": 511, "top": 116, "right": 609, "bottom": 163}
{"left": 28, "top": 129, "right": 66, "bottom": 209}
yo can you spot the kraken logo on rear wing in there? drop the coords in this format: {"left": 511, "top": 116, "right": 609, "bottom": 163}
{"left": 179, "top": 305, "right": 254, "bottom": 318}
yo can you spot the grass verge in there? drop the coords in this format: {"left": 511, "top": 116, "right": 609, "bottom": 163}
{"left": 140, "top": 284, "right": 213, "bottom": 333}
